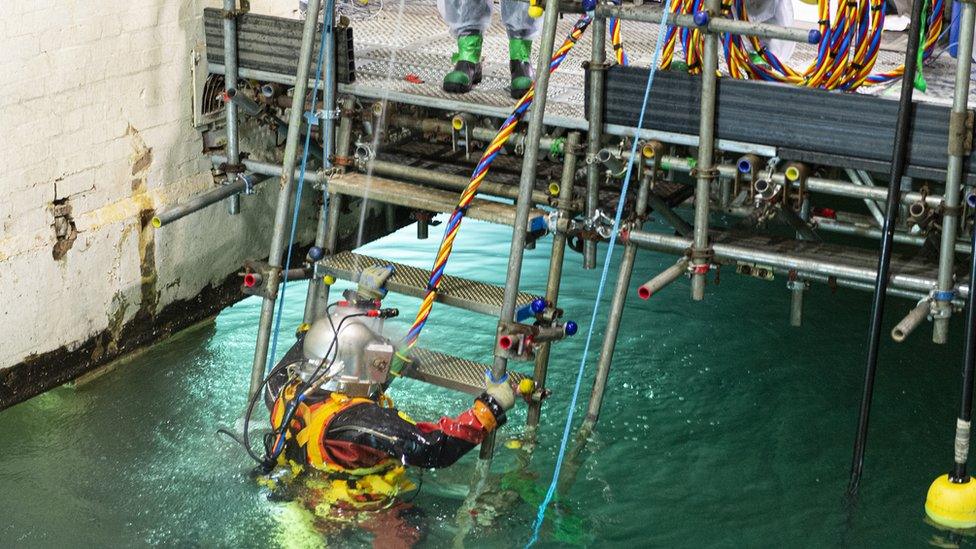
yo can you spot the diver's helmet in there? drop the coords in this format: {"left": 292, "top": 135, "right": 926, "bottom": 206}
{"left": 300, "top": 302, "right": 395, "bottom": 398}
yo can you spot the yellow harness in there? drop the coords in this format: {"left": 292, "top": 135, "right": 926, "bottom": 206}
{"left": 270, "top": 387, "right": 415, "bottom": 511}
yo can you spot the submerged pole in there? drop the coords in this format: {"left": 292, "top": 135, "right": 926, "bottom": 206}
{"left": 528, "top": 131, "right": 580, "bottom": 430}
{"left": 924, "top": 222, "right": 976, "bottom": 527}
{"left": 689, "top": 0, "right": 720, "bottom": 300}
{"left": 846, "top": 0, "right": 927, "bottom": 498}
{"left": 483, "top": 0, "right": 562, "bottom": 460}
{"left": 575, "top": 165, "right": 653, "bottom": 444}
{"left": 304, "top": 0, "right": 338, "bottom": 323}
{"left": 923, "top": 2, "right": 976, "bottom": 527}
{"left": 248, "top": 0, "right": 323, "bottom": 398}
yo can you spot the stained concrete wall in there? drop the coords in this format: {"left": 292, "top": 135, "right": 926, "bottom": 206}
{"left": 0, "top": 0, "right": 322, "bottom": 404}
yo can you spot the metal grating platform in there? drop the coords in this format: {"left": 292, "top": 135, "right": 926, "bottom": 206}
{"left": 405, "top": 347, "right": 526, "bottom": 395}
{"left": 320, "top": 251, "right": 540, "bottom": 316}
{"left": 329, "top": 172, "right": 547, "bottom": 228}
{"left": 204, "top": 1, "right": 971, "bottom": 128}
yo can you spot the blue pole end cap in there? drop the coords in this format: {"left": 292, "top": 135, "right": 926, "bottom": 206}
{"left": 693, "top": 10, "right": 710, "bottom": 26}
{"left": 581, "top": 0, "right": 597, "bottom": 12}
{"left": 808, "top": 29, "right": 822, "bottom": 44}
{"left": 737, "top": 158, "right": 752, "bottom": 174}
{"left": 308, "top": 246, "right": 325, "bottom": 261}
{"left": 564, "top": 321, "right": 578, "bottom": 336}
{"left": 531, "top": 298, "right": 548, "bottom": 314}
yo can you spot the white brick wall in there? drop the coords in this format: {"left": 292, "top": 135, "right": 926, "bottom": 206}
{"left": 0, "top": 0, "right": 313, "bottom": 368}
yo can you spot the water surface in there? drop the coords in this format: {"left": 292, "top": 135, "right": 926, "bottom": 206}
{"left": 0, "top": 219, "right": 967, "bottom": 547}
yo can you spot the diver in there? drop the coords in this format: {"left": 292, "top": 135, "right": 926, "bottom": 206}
{"left": 250, "top": 265, "right": 517, "bottom": 512}
{"left": 438, "top": 0, "right": 541, "bottom": 98}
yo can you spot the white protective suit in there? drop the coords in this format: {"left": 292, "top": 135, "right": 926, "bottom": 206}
{"left": 437, "top": 0, "right": 542, "bottom": 40}
{"left": 745, "top": 0, "right": 797, "bottom": 62}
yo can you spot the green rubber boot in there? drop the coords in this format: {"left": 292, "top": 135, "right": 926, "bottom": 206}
{"left": 509, "top": 38, "right": 535, "bottom": 99}
{"left": 443, "top": 34, "right": 484, "bottom": 94}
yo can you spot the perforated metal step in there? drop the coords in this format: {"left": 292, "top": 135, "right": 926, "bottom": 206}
{"left": 329, "top": 173, "right": 548, "bottom": 230}
{"left": 405, "top": 348, "right": 527, "bottom": 395}
{"left": 320, "top": 251, "right": 539, "bottom": 316}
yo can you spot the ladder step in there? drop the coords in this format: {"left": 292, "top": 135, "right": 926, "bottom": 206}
{"left": 405, "top": 348, "right": 528, "bottom": 395}
{"left": 329, "top": 173, "right": 548, "bottom": 230}
{"left": 321, "top": 251, "right": 539, "bottom": 316}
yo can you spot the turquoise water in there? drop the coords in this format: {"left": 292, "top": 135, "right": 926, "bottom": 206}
{"left": 0, "top": 218, "right": 969, "bottom": 547}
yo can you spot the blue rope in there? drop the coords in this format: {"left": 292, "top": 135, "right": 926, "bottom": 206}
{"left": 525, "top": 5, "right": 673, "bottom": 546}
{"left": 265, "top": 0, "right": 335, "bottom": 374}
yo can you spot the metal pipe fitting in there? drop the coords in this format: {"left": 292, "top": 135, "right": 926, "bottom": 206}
{"left": 596, "top": 148, "right": 627, "bottom": 177}
{"left": 152, "top": 175, "right": 271, "bottom": 228}
{"left": 223, "top": 88, "right": 263, "bottom": 117}
{"left": 637, "top": 258, "right": 689, "bottom": 299}
{"left": 891, "top": 299, "right": 932, "bottom": 342}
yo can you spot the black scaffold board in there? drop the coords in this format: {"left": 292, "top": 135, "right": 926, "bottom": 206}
{"left": 592, "top": 66, "right": 974, "bottom": 183}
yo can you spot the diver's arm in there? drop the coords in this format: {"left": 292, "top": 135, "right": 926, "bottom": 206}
{"left": 326, "top": 392, "right": 509, "bottom": 469}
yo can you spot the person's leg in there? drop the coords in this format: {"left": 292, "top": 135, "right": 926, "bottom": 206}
{"left": 439, "top": 0, "right": 493, "bottom": 93}
{"left": 501, "top": 0, "right": 542, "bottom": 99}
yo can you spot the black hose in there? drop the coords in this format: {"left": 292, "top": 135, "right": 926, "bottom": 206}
{"left": 951, "top": 224, "right": 976, "bottom": 481}
{"left": 847, "top": 0, "right": 928, "bottom": 499}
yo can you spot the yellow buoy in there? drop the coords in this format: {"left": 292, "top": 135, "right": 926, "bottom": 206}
{"left": 925, "top": 474, "right": 976, "bottom": 529}
{"left": 505, "top": 439, "right": 523, "bottom": 450}
{"left": 323, "top": 275, "right": 336, "bottom": 285}
{"left": 518, "top": 378, "right": 535, "bottom": 396}
{"left": 528, "top": 2, "right": 543, "bottom": 18}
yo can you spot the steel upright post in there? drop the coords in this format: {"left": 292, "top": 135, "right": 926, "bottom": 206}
{"left": 933, "top": 1, "right": 975, "bottom": 344}
{"left": 527, "top": 132, "right": 581, "bottom": 430}
{"left": 248, "top": 0, "right": 324, "bottom": 398}
{"left": 690, "top": 0, "right": 720, "bottom": 300}
{"left": 482, "top": 0, "right": 562, "bottom": 459}
{"left": 584, "top": 16, "right": 607, "bottom": 270}
{"left": 223, "top": 0, "right": 242, "bottom": 215}
{"left": 304, "top": 1, "right": 338, "bottom": 323}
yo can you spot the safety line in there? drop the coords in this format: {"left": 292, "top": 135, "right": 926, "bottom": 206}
{"left": 525, "top": 2, "right": 674, "bottom": 546}
{"left": 265, "top": 0, "right": 335, "bottom": 374}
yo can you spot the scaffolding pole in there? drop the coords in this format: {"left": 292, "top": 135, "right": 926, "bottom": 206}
{"left": 247, "top": 0, "right": 323, "bottom": 398}
{"left": 932, "top": 1, "right": 976, "bottom": 344}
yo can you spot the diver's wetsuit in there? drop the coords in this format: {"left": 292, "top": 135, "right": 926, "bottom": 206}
{"left": 320, "top": 398, "right": 495, "bottom": 469}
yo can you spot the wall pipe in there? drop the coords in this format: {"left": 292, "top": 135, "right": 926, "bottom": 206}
{"left": 891, "top": 298, "right": 932, "bottom": 342}
{"left": 584, "top": 16, "right": 607, "bottom": 270}
{"left": 303, "top": 0, "right": 338, "bottom": 323}
{"left": 595, "top": 4, "right": 820, "bottom": 44}
{"left": 690, "top": 0, "right": 721, "bottom": 300}
{"left": 222, "top": 0, "right": 242, "bottom": 216}
{"left": 527, "top": 131, "right": 581, "bottom": 430}
{"left": 624, "top": 229, "right": 970, "bottom": 298}
{"left": 152, "top": 175, "right": 271, "bottom": 228}
{"left": 483, "top": 0, "right": 562, "bottom": 460}
{"left": 932, "top": 1, "right": 976, "bottom": 344}
{"left": 846, "top": 0, "right": 927, "bottom": 497}
{"left": 248, "top": 0, "right": 323, "bottom": 399}
{"left": 812, "top": 216, "right": 971, "bottom": 254}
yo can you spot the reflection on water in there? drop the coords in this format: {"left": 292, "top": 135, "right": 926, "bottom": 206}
{"left": 0, "top": 219, "right": 970, "bottom": 546}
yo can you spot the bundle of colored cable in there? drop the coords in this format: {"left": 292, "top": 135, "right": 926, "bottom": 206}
{"left": 401, "top": 14, "right": 593, "bottom": 350}
{"left": 659, "top": 0, "right": 942, "bottom": 90}
{"left": 610, "top": 14, "right": 629, "bottom": 65}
